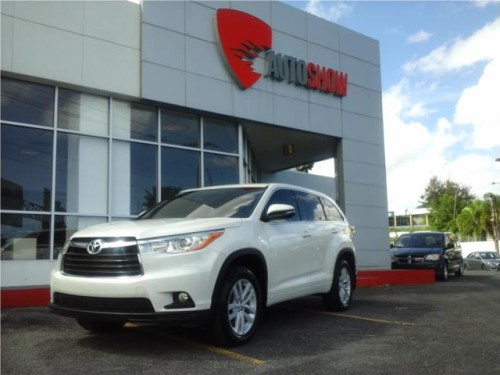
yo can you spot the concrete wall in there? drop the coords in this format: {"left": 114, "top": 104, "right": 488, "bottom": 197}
{"left": 1, "top": 1, "right": 141, "bottom": 97}
{"left": 141, "top": 1, "right": 389, "bottom": 268}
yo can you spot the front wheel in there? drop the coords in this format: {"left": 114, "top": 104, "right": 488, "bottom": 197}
{"left": 438, "top": 261, "right": 449, "bottom": 281}
{"left": 455, "top": 261, "right": 464, "bottom": 276}
{"left": 211, "top": 266, "right": 262, "bottom": 347}
{"left": 323, "top": 259, "right": 354, "bottom": 311}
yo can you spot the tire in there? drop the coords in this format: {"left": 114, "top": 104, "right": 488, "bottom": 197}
{"left": 76, "top": 318, "right": 125, "bottom": 333}
{"left": 211, "top": 266, "right": 262, "bottom": 347}
{"left": 455, "top": 261, "right": 464, "bottom": 277}
{"left": 438, "top": 261, "right": 449, "bottom": 281}
{"left": 323, "top": 259, "right": 354, "bottom": 311}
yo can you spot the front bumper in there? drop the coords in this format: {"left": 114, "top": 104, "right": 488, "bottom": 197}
{"left": 50, "top": 249, "right": 222, "bottom": 322}
{"left": 391, "top": 260, "right": 443, "bottom": 273}
{"left": 49, "top": 297, "right": 210, "bottom": 326}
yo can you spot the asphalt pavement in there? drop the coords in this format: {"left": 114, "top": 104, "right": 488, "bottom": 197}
{"left": 2, "top": 270, "right": 500, "bottom": 375}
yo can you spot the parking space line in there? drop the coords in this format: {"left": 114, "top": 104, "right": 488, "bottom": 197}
{"left": 125, "top": 324, "right": 265, "bottom": 366}
{"left": 292, "top": 308, "right": 414, "bottom": 326}
{"left": 164, "top": 335, "right": 266, "bottom": 366}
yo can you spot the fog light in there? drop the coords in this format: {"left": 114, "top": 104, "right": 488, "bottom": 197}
{"left": 178, "top": 292, "right": 189, "bottom": 303}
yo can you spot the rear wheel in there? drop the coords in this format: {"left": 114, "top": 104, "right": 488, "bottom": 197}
{"left": 323, "top": 259, "right": 354, "bottom": 311}
{"left": 211, "top": 266, "right": 262, "bottom": 347}
{"left": 76, "top": 318, "right": 125, "bottom": 333}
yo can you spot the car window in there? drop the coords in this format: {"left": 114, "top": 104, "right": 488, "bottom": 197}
{"left": 264, "top": 189, "right": 299, "bottom": 222}
{"left": 294, "top": 191, "right": 326, "bottom": 221}
{"left": 394, "top": 233, "right": 443, "bottom": 248}
{"left": 138, "top": 187, "right": 265, "bottom": 219}
{"left": 320, "top": 197, "right": 344, "bottom": 221}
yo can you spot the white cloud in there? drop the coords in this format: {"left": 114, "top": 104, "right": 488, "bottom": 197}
{"left": 383, "top": 81, "right": 465, "bottom": 212}
{"left": 305, "top": 0, "right": 352, "bottom": 22}
{"left": 386, "top": 17, "right": 500, "bottom": 211}
{"left": 403, "top": 17, "right": 500, "bottom": 74}
{"left": 407, "top": 30, "right": 432, "bottom": 44}
{"left": 454, "top": 57, "right": 500, "bottom": 150}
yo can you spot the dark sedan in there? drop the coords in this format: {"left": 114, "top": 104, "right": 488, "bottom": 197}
{"left": 465, "top": 251, "right": 500, "bottom": 270}
{"left": 391, "top": 231, "right": 464, "bottom": 281}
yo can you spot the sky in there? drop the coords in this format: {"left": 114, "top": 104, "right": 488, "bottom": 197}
{"left": 285, "top": 0, "right": 500, "bottom": 213}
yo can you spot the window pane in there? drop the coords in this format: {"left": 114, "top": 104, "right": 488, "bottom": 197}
{"left": 161, "top": 147, "right": 200, "bottom": 201}
{"left": 1, "top": 125, "right": 53, "bottom": 211}
{"left": 295, "top": 192, "right": 326, "bottom": 221}
{"left": 320, "top": 197, "right": 344, "bottom": 221}
{"left": 53, "top": 215, "right": 106, "bottom": 259}
{"left": 58, "top": 88, "right": 108, "bottom": 136}
{"left": 112, "top": 141, "right": 157, "bottom": 216}
{"left": 161, "top": 109, "right": 199, "bottom": 147}
{"left": 1, "top": 77, "right": 54, "bottom": 127}
{"left": 204, "top": 154, "right": 238, "bottom": 186}
{"left": 113, "top": 100, "right": 157, "bottom": 142}
{"left": 204, "top": 118, "right": 237, "bottom": 153}
{"left": 56, "top": 133, "right": 108, "bottom": 214}
{"left": 1, "top": 214, "right": 51, "bottom": 260}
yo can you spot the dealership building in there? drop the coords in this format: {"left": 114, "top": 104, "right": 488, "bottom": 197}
{"left": 1, "top": 1, "right": 389, "bottom": 296}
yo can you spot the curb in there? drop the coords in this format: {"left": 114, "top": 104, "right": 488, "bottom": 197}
{"left": 1, "top": 270, "right": 435, "bottom": 309}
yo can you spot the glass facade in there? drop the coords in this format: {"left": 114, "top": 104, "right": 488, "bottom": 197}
{"left": 1, "top": 77, "right": 248, "bottom": 261}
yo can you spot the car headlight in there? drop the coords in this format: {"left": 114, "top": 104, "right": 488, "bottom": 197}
{"left": 137, "top": 230, "right": 224, "bottom": 254}
{"left": 425, "top": 254, "right": 440, "bottom": 261}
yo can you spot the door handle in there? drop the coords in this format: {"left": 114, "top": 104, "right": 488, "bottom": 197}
{"left": 302, "top": 232, "right": 312, "bottom": 238}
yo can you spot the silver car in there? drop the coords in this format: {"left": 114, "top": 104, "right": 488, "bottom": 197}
{"left": 465, "top": 251, "right": 500, "bottom": 270}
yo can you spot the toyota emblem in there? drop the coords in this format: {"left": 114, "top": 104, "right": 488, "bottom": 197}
{"left": 87, "top": 239, "right": 104, "bottom": 255}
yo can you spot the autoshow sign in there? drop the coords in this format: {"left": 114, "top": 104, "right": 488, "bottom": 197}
{"left": 215, "top": 9, "right": 348, "bottom": 97}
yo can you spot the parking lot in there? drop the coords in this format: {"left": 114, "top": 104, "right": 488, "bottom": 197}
{"left": 2, "top": 270, "right": 500, "bottom": 375}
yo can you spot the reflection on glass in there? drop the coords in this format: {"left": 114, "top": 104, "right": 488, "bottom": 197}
{"left": 56, "top": 133, "right": 108, "bottom": 214}
{"left": 204, "top": 118, "right": 237, "bottom": 153}
{"left": 58, "top": 88, "right": 108, "bottom": 136}
{"left": 161, "top": 147, "right": 200, "bottom": 201}
{"left": 1, "top": 125, "right": 53, "bottom": 211}
{"left": 161, "top": 109, "right": 199, "bottom": 147}
{"left": 113, "top": 100, "right": 157, "bottom": 142}
{"left": 1, "top": 214, "right": 51, "bottom": 260}
{"left": 320, "top": 197, "right": 343, "bottom": 221}
{"left": 204, "top": 154, "right": 238, "bottom": 186}
{"left": 295, "top": 192, "right": 325, "bottom": 221}
{"left": 1, "top": 77, "right": 55, "bottom": 127}
{"left": 112, "top": 142, "right": 157, "bottom": 216}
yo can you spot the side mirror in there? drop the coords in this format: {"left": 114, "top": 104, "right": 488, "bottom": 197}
{"left": 262, "top": 204, "right": 296, "bottom": 222}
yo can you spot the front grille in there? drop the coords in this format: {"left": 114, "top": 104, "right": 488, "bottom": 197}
{"left": 396, "top": 256, "right": 425, "bottom": 264}
{"left": 54, "top": 292, "right": 154, "bottom": 313}
{"left": 62, "top": 237, "right": 142, "bottom": 277}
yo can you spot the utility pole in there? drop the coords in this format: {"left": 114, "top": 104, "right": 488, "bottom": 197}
{"left": 486, "top": 193, "right": 499, "bottom": 254}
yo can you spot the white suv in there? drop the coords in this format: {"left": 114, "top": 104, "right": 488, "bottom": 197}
{"left": 50, "top": 183, "right": 356, "bottom": 346}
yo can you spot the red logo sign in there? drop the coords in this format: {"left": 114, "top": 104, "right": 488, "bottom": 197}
{"left": 215, "top": 9, "right": 272, "bottom": 89}
{"left": 215, "top": 9, "right": 348, "bottom": 97}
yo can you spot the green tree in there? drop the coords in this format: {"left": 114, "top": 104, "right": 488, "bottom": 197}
{"left": 420, "top": 176, "right": 474, "bottom": 232}
{"left": 455, "top": 199, "right": 490, "bottom": 241}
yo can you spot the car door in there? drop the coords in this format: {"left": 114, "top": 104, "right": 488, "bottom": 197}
{"left": 262, "top": 189, "right": 313, "bottom": 302}
{"left": 293, "top": 192, "right": 333, "bottom": 284}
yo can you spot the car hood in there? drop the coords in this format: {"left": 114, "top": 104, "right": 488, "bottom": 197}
{"left": 71, "top": 217, "right": 243, "bottom": 240}
{"left": 392, "top": 247, "right": 442, "bottom": 256}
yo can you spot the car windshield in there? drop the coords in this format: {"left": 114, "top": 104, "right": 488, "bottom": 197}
{"left": 138, "top": 187, "right": 266, "bottom": 220}
{"left": 480, "top": 252, "right": 500, "bottom": 259}
{"left": 394, "top": 233, "right": 443, "bottom": 248}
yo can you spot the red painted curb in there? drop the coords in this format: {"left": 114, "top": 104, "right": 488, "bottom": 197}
{"left": 1, "top": 270, "right": 435, "bottom": 309}
{"left": 1, "top": 288, "right": 50, "bottom": 308}
{"left": 357, "top": 270, "right": 435, "bottom": 288}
